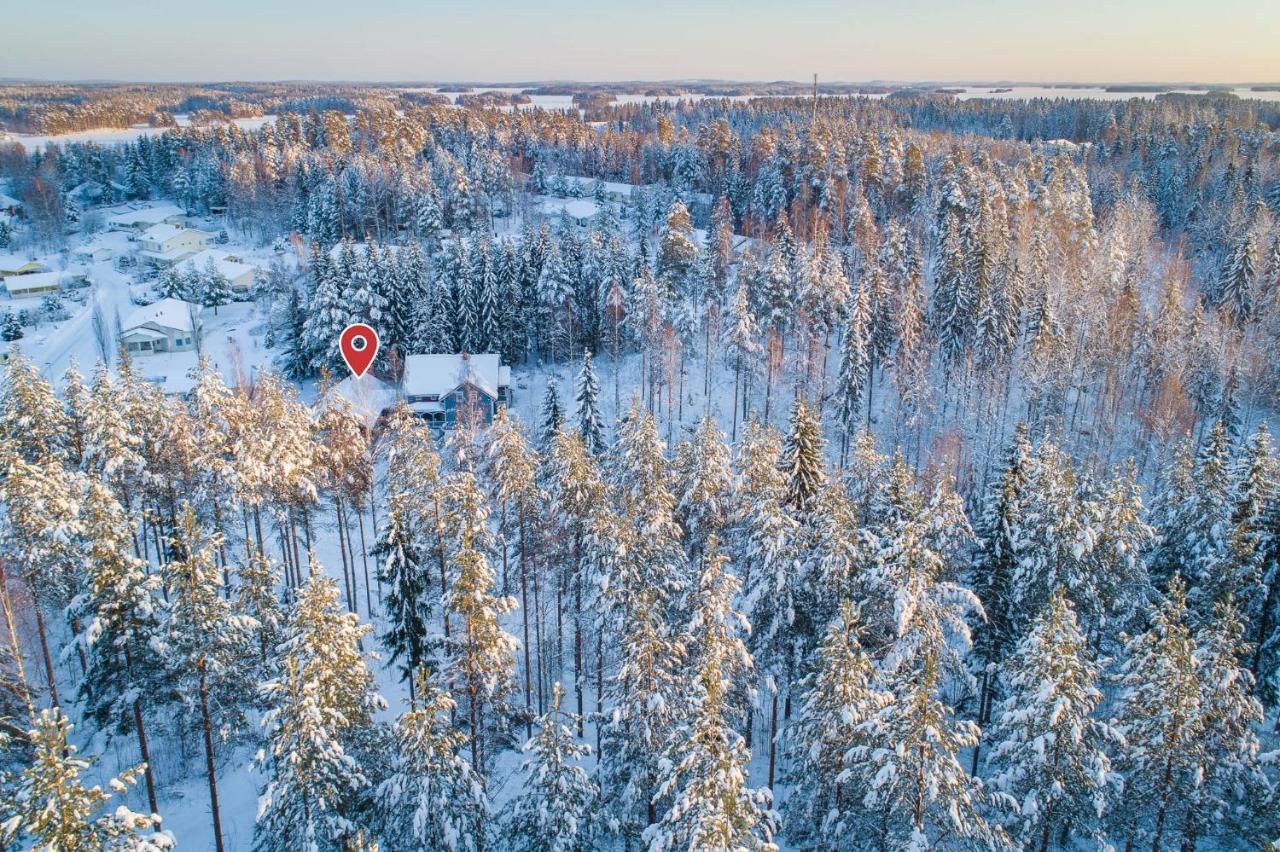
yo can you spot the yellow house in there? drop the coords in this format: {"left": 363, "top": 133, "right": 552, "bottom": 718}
{"left": 0, "top": 252, "right": 46, "bottom": 276}
{"left": 137, "top": 225, "right": 214, "bottom": 266}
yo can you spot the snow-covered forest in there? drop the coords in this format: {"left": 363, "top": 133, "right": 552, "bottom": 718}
{"left": 1, "top": 87, "right": 1280, "bottom": 850}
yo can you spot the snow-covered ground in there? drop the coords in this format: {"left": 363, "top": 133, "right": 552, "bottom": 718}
{"left": 4, "top": 114, "right": 279, "bottom": 152}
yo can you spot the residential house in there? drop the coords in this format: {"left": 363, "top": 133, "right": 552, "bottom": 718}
{"left": 0, "top": 253, "right": 46, "bottom": 277}
{"left": 120, "top": 297, "right": 201, "bottom": 355}
{"left": 402, "top": 353, "right": 512, "bottom": 426}
{"left": 177, "top": 248, "right": 256, "bottom": 294}
{"left": 137, "top": 224, "right": 214, "bottom": 267}
{"left": 3, "top": 271, "right": 65, "bottom": 299}
{"left": 0, "top": 194, "right": 20, "bottom": 216}
{"left": 105, "top": 204, "right": 186, "bottom": 231}
{"left": 74, "top": 245, "right": 113, "bottom": 263}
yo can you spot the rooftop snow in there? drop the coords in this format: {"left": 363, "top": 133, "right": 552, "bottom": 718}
{"left": 122, "top": 297, "right": 199, "bottom": 334}
{"left": 403, "top": 353, "right": 507, "bottom": 399}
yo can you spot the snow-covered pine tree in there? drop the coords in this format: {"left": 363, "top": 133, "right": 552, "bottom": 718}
{"left": 782, "top": 600, "right": 890, "bottom": 847}
{"left": 501, "top": 683, "right": 599, "bottom": 852}
{"left": 673, "top": 412, "right": 734, "bottom": 560}
{"left": 374, "top": 669, "right": 488, "bottom": 852}
{"left": 543, "top": 427, "right": 605, "bottom": 731}
{"left": 835, "top": 280, "right": 871, "bottom": 460}
{"left": 984, "top": 589, "right": 1120, "bottom": 850}
{"left": 2, "top": 709, "right": 173, "bottom": 851}
{"left": 1179, "top": 598, "right": 1271, "bottom": 847}
{"left": 485, "top": 407, "right": 544, "bottom": 733}
{"left": 440, "top": 470, "right": 520, "bottom": 774}
{"left": 1109, "top": 577, "right": 1205, "bottom": 850}
{"left": 199, "top": 257, "right": 233, "bottom": 315}
{"left": 161, "top": 506, "right": 257, "bottom": 852}
{"left": 972, "top": 422, "right": 1031, "bottom": 724}
{"left": 301, "top": 244, "right": 351, "bottom": 375}
{"left": 255, "top": 573, "right": 386, "bottom": 851}
{"left": 574, "top": 348, "right": 606, "bottom": 456}
{"left": 646, "top": 537, "right": 777, "bottom": 852}
{"left": 781, "top": 397, "right": 825, "bottom": 516}
{"left": 68, "top": 480, "right": 164, "bottom": 817}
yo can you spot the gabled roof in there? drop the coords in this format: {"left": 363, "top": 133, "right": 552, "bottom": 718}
{"left": 0, "top": 194, "right": 20, "bottom": 209}
{"left": 122, "top": 297, "right": 199, "bottom": 334}
{"left": 3, "top": 271, "right": 63, "bottom": 292}
{"left": 403, "top": 353, "right": 507, "bottom": 399}
{"left": 140, "top": 223, "right": 195, "bottom": 243}
{"left": 178, "top": 249, "right": 255, "bottom": 282}
{"left": 106, "top": 204, "right": 185, "bottom": 227}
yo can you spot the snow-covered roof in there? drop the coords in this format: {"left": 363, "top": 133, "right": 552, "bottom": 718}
{"left": 140, "top": 223, "right": 196, "bottom": 244}
{"left": 403, "top": 353, "right": 508, "bottom": 399}
{"left": 178, "top": 249, "right": 256, "bottom": 282}
{"left": 327, "top": 375, "right": 398, "bottom": 428}
{"left": 3, "top": 271, "right": 64, "bottom": 293}
{"left": 122, "top": 297, "right": 199, "bottom": 334}
{"left": 539, "top": 196, "right": 600, "bottom": 221}
{"left": 106, "top": 204, "right": 185, "bottom": 227}
{"left": 0, "top": 194, "right": 19, "bottom": 209}
{"left": 0, "top": 253, "right": 45, "bottom": 273}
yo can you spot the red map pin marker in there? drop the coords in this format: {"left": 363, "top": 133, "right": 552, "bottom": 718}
{"left": 339, "top": 324, "right": 379, "bottom": 378}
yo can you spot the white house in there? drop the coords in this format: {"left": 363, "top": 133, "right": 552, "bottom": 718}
{"left": 74, "top": 245, "right": 113, "bottom": 263}
{"left": 120, "top": 298, "right": 201, "bottom": 355}
{"left": 106, "top": 204, "right": 186, "bottom": 231}
{"left": 137, "top": 224, "right": 214, "bottom": 266}
{"left": 3, "top": 271, "right": 64, "bottom": 299}
{"left": 177, "top": 248, "right": 256, "bottom": 294}
{"left": 402, "top": 353, "right": 512, "bottom": 426}
{"left": 0, "top": 194, "right": 20, "bottom": 216}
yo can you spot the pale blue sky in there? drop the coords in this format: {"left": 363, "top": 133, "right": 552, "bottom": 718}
{"left": 5, "top": 0, "right": 1277, "bottom": 83}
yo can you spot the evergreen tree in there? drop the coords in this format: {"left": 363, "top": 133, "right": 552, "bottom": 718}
{"left": 574, "top": 349, "right": 606, "bottom": 455}
{"left": 373, "top": 495, "right": 433, "bottom": 700}
{"left": 440, "top": 471, "right": 520, "bottom": 774}
{"left": 161, "top": 506, "right": 257, "bottom": 852}
{"left": 781, "top": 398, "right": 825, "bottom": 515}
{"left": 374, "top": 670, "right": 488, "bottom": 852}
{"left": 985, "top": 589, "right": 1120, "bottom": 850}
{"left": 2, "top": 709, "right": 173, "bottom": 852}
{"left": 540, "top": 379, "right": 565, "bottom": 449}
{"left": 501, "top": 683, "right": 599, "bottom": 852}
{"left": 646, "top": 538, "right": 777, "bottom": 852}
{"left": 255, "top": 573, "right": 385, "bottom": 851}
{"left": 783, "top": 601, "right": 890, "bottom": 847}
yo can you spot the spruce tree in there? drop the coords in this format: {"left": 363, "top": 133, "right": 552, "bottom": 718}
{"left": 373, "top": 495, "right": 433, "bottom": 701}
{"left": 374, "top": 670, "right": 488, "bottom": 852}
{"left": 645, "top": 538, "right": 777, "bottom": 852}
{"left": 574, "top": 349, "right": 606, "bottom": 455}
{"left": 783, "top": 601, "right": 890, "bottom": 846}
{"left": 501, "top": 683, "right": 599, "bottom": 852}
{"left": 781, "top": 398, "right": 825, "bottom": 515}
{"left": 161, "top": 506, "right": 257, "bottom": 852}
{"left": 985, "top": 589, "right": 1120, "bottom": 850}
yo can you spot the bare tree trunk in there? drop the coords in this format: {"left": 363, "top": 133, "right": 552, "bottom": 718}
{"left": 334, "top": 497, "right": 355, "bottom": 613}
{"left": 30, "top": 592, "right": 58, "bottom": 709}
{"left": 199, "top": 665, "right": 225, "bottom": 852}
{"left": 124, "top": 646, "right": 159, "bottom": 817}
{"left": 356, "top": 503, "right": 372, "bottom": 616}
{"left": 0, "top": 558, "right": 34, "bottom": 721}
{"left": 519, "top": 511, "right": 533, "bottom": 739}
